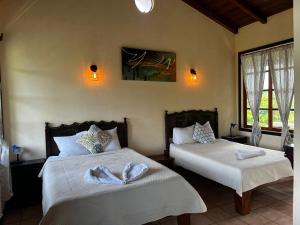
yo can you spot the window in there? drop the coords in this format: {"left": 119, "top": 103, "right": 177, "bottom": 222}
{"left": 239, "top": 39, "right": 294, "bottom": 135}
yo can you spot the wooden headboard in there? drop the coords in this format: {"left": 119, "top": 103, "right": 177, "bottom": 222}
{"left": 164, "top": 108, "right": 218, "bottom": 154}
{"left": 45, "top": 119, "right": 128, "bottom": 157}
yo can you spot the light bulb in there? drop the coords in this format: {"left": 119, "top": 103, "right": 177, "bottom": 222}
{"left": 135, "top": 0, "right": 154, "bottom": 13}
{"left": 92, "top": 72, "right": 98, "bottom": 81}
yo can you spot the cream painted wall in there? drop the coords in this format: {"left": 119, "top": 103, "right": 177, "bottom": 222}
{"left": 234, "top": 9, "right": 294, "bottom": 150}
{"left": 0, "top": 0, "right": 235, "bottom": 160}
{"left": 293, "top": 1, "right": 299, "bottom": 224}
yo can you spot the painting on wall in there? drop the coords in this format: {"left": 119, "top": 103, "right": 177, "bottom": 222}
{"left": 121, "top": 47, "right": 176, "bottom": 82}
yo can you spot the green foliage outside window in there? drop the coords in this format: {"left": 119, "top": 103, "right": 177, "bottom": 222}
{"left": 246, "top": 94, "right": 294, "bottom": 129}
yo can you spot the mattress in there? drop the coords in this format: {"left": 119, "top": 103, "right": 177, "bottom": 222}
{"left": 170, "top": 139, "right": 293, "bottom": 196}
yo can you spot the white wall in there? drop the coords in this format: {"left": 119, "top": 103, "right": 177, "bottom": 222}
{"left": 293, "top": 1, "right": 299, "bottom": 224}
{"left": 0, "top": 0, "right": 236, "bottom": 160}
{"left": 234, "top": 9, "right": 294, "bottom": 150}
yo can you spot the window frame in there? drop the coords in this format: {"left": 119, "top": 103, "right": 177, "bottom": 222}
{"left": 238, "top": 38, "right": 294, "bottom": 136}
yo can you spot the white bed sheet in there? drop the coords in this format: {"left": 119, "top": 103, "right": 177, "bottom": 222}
{"left": 170, "top": 139, "right": 293, "bottom": 196}
{"left": 39, "top": 148, "right": 206, "bottom": 225}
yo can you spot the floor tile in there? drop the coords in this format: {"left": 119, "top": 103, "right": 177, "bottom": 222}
{"left": 217, "top": 218, "right": 247, "bottom": 225}
{"left": 254, "top": 207, "right": 287, "bottom": 221}
{"left": 219, "top": 203, "right": 240, "bottom": 217}
{"left": 275, "top": 216, "right": 293, "bottom": 225}
{"left": 191, "top": 214, "right": 214, "bottom": 225}
{"left": 263, "top": 222, "right": 278, "bottom": 225}
{"left": 282, "top": 196, "right": 293, "bottom": 205}
{"left": 237, "top": 212, "right": 270, "bottom": 225}
{"left": 270, "top": 201, "right": 293, "bottom": 217}
{"left": 203, "top": 208, "right": 232, "bottom": 223}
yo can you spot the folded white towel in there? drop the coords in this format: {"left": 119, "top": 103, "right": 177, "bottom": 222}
{"left": 85, "top": 165, "right": 125, "bottom": 185}
{"left": 122, "top": 163, "right": 149, "bottom": 183}
{"left": 235, "top": 149, "right": 266, "bottom": 160}
{"left": 85, "top": 162, "right": 149, "bottom": 185}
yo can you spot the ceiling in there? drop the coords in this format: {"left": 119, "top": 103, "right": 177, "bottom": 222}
{"left": 0, "top": 0, "right": 293, "bottom": 36}
{"left": 182, "top": 0, "right": 293, "bottom": 34}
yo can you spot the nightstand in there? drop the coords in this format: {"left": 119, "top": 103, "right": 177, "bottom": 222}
{"left": 222, "top": 136, "right": 248, "bottom": 144}
{"left": 284, "top": 144, "right": 294, "bottom": 168}
{"left": 9, "top": 159, "right": 45, "bottom": 207}
{"left": 149, "top": 154, "right": 174, "bottom": 168}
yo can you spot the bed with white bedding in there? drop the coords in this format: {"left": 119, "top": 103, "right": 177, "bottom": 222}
{"left": 41, "top": 120, "right": 206, "bottom": 225}
{"left": 170, "top": 139, "right": 293, "bottom": 196}
{"left": 39, "top": 149, "right": 206, "bottom": 225}
{"left": 165, "top": 109, "right": 293, "bottom": 215}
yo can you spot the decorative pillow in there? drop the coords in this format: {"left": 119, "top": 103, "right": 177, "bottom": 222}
{"left": 54, "top": 131, "right": 90, "bottom": 157}
{"left": 192, "top": 122, "right": 216, "bottom": 144}
{"left": 77, "top": 125, "right": 111, "bottom": 154}
{"left": 173, "top": 125, "right": 196, "bottom": 145}
{"left": 88, "top": 125, "right": 111, "bottom": 147}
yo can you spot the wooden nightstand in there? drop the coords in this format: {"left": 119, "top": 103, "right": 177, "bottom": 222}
{"left": 9, "top": 159, "right": 45, "bottom": 207}
{"left": 284, "top": 144, "right": 294, "bottom": 168}
{"left": 149, "top": 154, "right": 174, "bottom": 168}
{"left": 222, "top": 136, "right": 248, "bottom": 144}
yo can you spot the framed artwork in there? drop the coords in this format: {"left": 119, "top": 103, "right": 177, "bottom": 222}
{"left": 122, "top": 47, "right": 176, "bottom": 82}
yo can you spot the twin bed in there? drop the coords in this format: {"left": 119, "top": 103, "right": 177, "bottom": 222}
{"left": 39, "top": 109, "right": 293, "bottom": 225}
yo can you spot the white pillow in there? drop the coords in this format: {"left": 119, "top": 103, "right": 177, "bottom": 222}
{"left": 173, "top": 125, "right": 196, "bottom": 145}
{"left": 192, "top": 122, "right": 216, "bottom": 144}
{"left": 54, "top": 131, "right": 90, "bottom": 157}
{"left": 103, "top": 127, "right": 122, "bottom": 151}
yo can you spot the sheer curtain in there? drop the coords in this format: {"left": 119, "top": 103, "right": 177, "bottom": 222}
{"left": 0, "top": 141, "right": 12, "bottom": 219}
{"left": 241, "top": 51, "right": 268, "bottom": 146}
{"left": 269, "top": 44, "right": 294, "bottom": 149}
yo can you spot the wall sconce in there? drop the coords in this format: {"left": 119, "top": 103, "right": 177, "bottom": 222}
{"left": 90, "top": 65, "right": 98, "bottom": 81}
{"left": 190, "top": 68, "right": 197, "bottom": 80}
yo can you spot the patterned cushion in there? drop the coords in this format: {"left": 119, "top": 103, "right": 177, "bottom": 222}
{"left": 192, "top": 122, "right": 216, "bottom": 144}
{"left": 77, "top": 125, "right": 111, "bottom": 154}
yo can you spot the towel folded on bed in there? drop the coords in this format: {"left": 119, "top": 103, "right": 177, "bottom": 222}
{"left": 85, "top": 163, "right": 148, "bottom": 185}
{"left": 122, "top": 162, "right": 149, "bottom": 183}
{"left": 85, "top": 165, "right": 126, "bottom": 185}
{"left": 235, "top": 149, "right": 266, "bottom": 160}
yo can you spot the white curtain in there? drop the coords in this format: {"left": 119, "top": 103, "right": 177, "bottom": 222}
{"left": 0, "top": 140, "right": 13, "bottom": 218}
{"left": 269, "top": 44, "right": 294, "bottom": 149}
{"left": 241, "top": 51, "right": 268, "bottom": 146}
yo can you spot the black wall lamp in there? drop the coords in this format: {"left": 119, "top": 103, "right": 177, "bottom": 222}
{"left": 90, "top": 65, "right": 98, "bottom": 81}
{"left": 190, "top": 68, "right": 197, "bottom": 80}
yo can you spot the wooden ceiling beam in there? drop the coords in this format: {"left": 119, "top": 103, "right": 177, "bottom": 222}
{"left": 229, "top": 0, "right": 267, "bottom": 24}
{"left": 182, "top": 0, "right": 238, "bottom": 34}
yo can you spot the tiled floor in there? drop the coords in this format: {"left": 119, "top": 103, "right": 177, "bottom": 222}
{"left": 2, "top": 170, "right": 293, "bottom": 225}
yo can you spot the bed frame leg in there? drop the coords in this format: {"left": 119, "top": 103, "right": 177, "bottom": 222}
{"left": 177, "top": 214, "right": 190, "bottom": 225}
{"left": 234, "top": 191, "right": 252, "bottom": 215}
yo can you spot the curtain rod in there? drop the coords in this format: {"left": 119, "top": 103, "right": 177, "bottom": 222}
{"left": 241, "top": 41, "right": 293, "bottom": 56}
